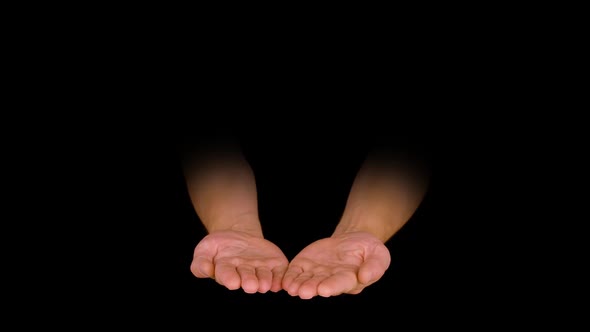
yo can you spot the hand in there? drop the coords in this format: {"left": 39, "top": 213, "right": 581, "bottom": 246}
{"left": 282, "top": 231, "right": 391, "bottom": 299}
{"left": 190, "top": 230, "right": 289, "bottom": 294}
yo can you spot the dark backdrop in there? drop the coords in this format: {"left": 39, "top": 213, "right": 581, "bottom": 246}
{"left": 84, "top": 116, "right": 478, "bottom": 327}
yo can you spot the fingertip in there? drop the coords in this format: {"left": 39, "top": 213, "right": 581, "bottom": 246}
{"left": 270, "top": 280, "right": 283, "bottom": 293}
{"left": 280, "top": 278, "right": 289, "bottom": 290}
{"left": 280, "top": 274, "right": 293, "bottom": 290}
{"left": 298, "top": 287, "right": 316, "bottom": 300}
{"left": 269, "top": 267, "right": 286, "bottom": 293}
{"left": 224, "top": 278, "right": 241, "bottom": 290}
{"left": 257, "top": 281, "right": 272, "bottom": 294}
{"left": 358, "top": 269, "right": 374, "bottom": 285}
{"left": 242, "top": 279, "right": 259, "bottom": 294}
{"left": 285, "top": 283, "right": 300, "bottom": 297}
{"left": 190, "top": 259, "right": 213, "bottom": 278}
{"left": 317, "top": 284, "right": 332, "bottom": 298}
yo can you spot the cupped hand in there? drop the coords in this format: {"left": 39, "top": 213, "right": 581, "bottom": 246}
{"left": 190, "top": 230, "right": 289, "bottom": 294}
{"left": 282, "top": 231, "right": 391, "bottom": 299}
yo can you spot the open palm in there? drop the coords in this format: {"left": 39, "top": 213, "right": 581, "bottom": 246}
{"left": 191, "top": 230, "right": 289, "bottom": 294}
{"left": 282, "top": 231, "right": 391, "bottom": 299}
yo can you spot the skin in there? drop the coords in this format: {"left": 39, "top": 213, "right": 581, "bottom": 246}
{"left": 183, "top": 140, "right": 429, "bottom": 298}
{"left": 283, "top": 155, "right": 429, "bottom": 298}
{"left": 281, "top": 232, "right": 391, "bottom": 299}
{"left": 191, "top": 229, "right": 288, "bottom": 293}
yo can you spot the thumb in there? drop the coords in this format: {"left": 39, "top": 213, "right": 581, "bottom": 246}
{"left": 358, "top": 248, "right": 391, "bottom": 284}
{"left": 190, "top": 256, "right": 215, "bottom": 278}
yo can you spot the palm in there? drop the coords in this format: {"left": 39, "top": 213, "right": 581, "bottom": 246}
{"left": 282, "top": 232, "right": 391, "bottom": 299}
{"left": 191, "top": 230, "right": 289, "bottom": 294}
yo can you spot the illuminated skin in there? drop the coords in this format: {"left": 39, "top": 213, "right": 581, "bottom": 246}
{"left": 191, "top": 229, "right": 288, "bottom": 293}
{"left": 283, "top": 156, "right": 428, "bottom": 298}
{"left": 183, "top": 143, "right": 429, "bottom": 298}
{"left": 184, "top": 146, "right": 288, "bottom": 294}
{"left": 281, "top": 232, "right": 391, "bottom": 299}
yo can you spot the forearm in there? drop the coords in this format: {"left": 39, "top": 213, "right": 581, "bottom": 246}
{"left": 333, "top": 153, "right": 430, "bottom": 243}
{"left": 183, "top": 150, "right": 262, "bottom": 237}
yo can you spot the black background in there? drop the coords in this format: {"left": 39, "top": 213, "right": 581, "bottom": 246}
{"left": 70, "top": 113, "right": 499, "bottom": 328}
{"left": 21, "top": 87, "right": 540, "bottom": 329}
{"left": 17, "top": 31, "right": 541, "bottom": 327}
{"left": 8, "top": 11, "right": 577, "bottom": 329}
{"left": 33, "top": 82, "right": 517, "bottom": 328}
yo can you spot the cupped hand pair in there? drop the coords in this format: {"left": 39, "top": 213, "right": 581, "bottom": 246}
{"left": 190, "top": 230, "right": 391, "bottom": 299}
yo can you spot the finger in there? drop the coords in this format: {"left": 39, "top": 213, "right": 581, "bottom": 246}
{"left": 270, "top": 266, "right": 287, "bottom": 292}
{"left": 317, "top": 271, "right": 357, "bottom": 297}
{"left": 190, "top": 256, "right": 214, "bottom": 278}
{"left": 297, "top": 274, "right": 328, "bottom": 300}
{"left": 256, "top": 267, "right": 273, "bottom": 293}
{"left": 237, "top": 265, "right": 259, "bottom": 294}
{"left": 281, "top": 265, "right": 303, "bottom": 292}
{"left": 285, "top": 272, "right": 314, "bottom": 297}
{"left": 215, "top": 263, "right": 241, "bottom": 290}
{"left": 346, "top": 282, "right": 366, "bottom": 295}
{"left": 358, "top": 250, "right": 390, "bottom": 285}
{"left": 347, "top": 287, "right": 364, "bottom": 295}
{"left": 357, "top": 260, "right": 385, "bottom": 285}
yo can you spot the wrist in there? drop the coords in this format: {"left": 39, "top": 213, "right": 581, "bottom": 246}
{"left": 332, "top": 212, "right": 395, "bottom": 243}
{"left": 206, "top": 212, "right": 264, "bottom": 238}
